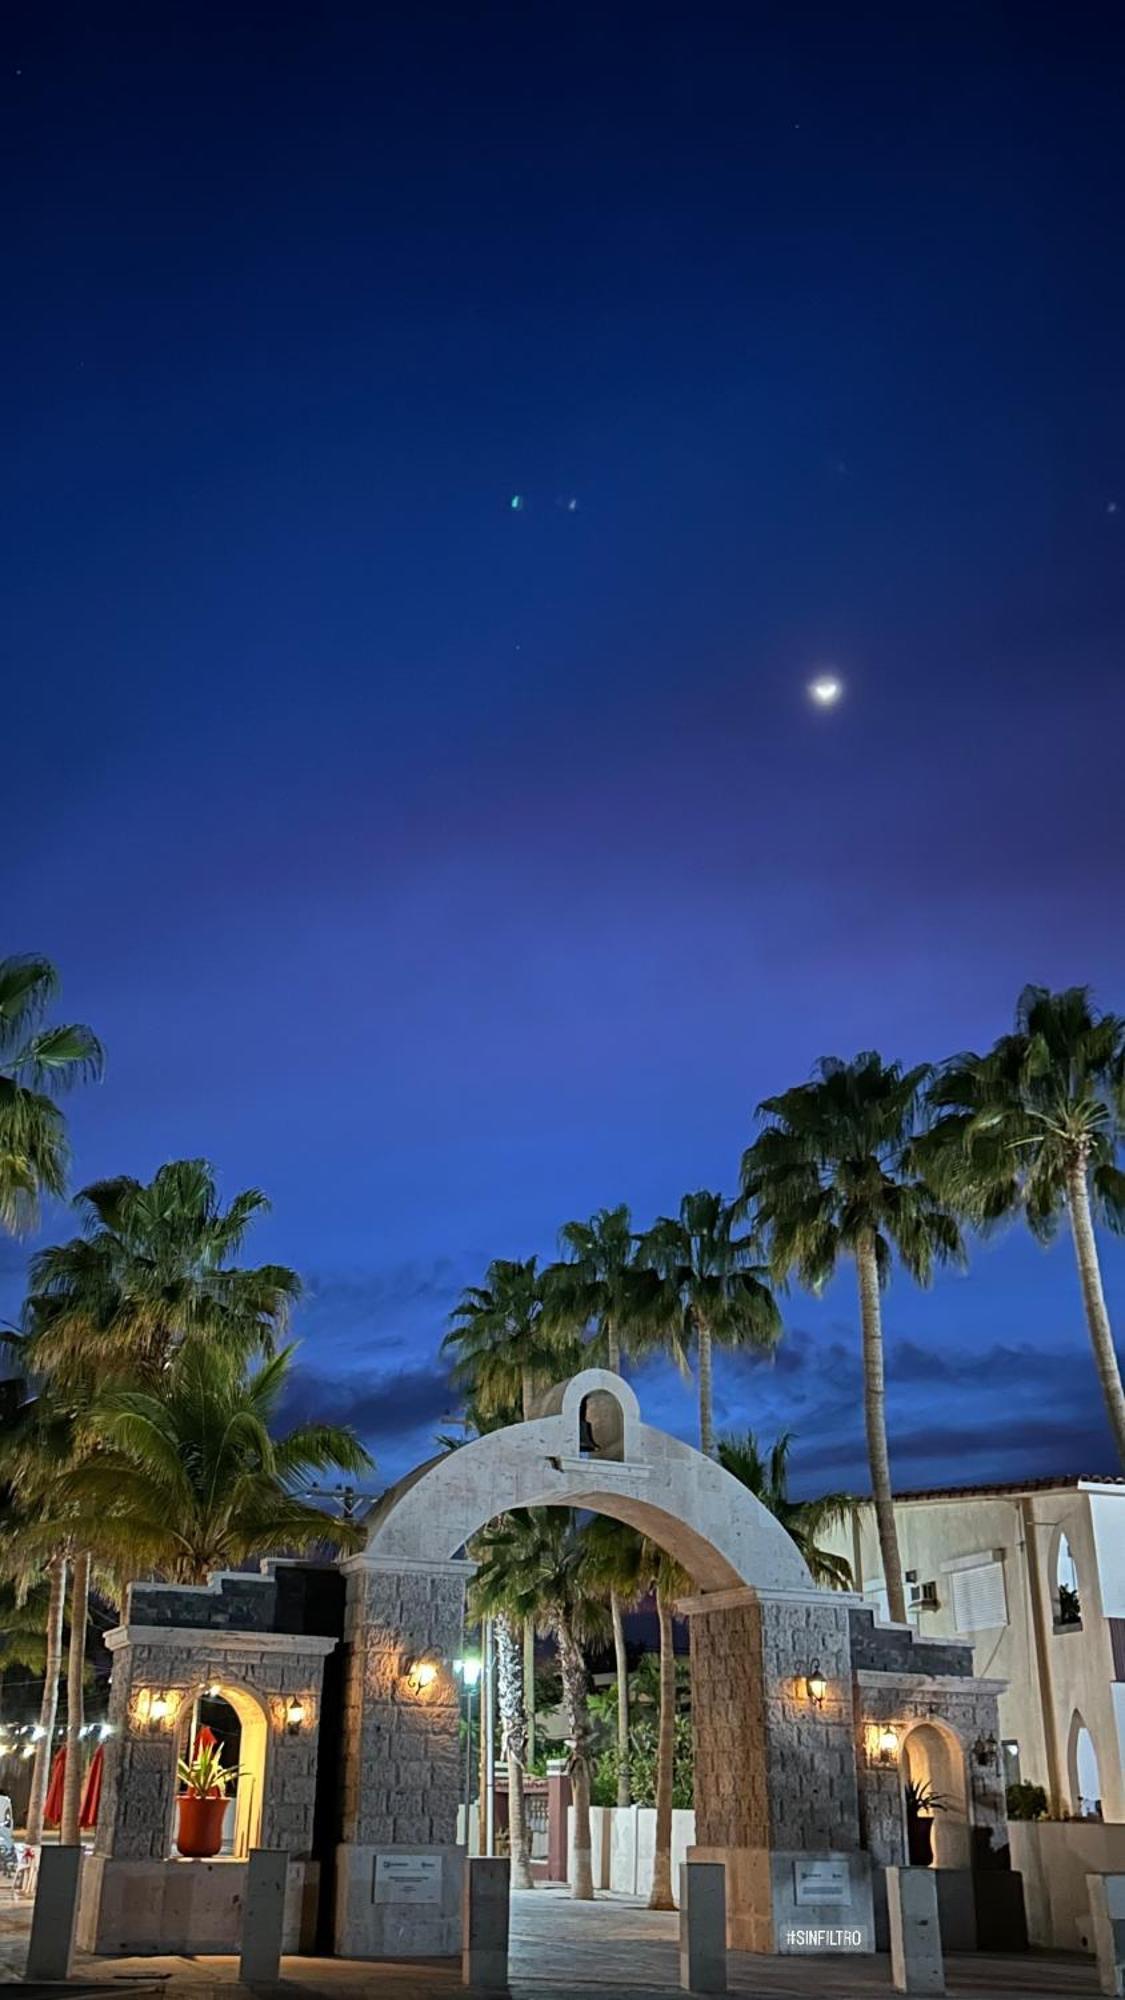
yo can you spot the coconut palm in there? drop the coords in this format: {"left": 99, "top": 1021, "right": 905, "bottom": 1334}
{"left": 638, "top": 1191, "right": 781, "bottom": 1457}
{"left": 0, "top": 954, "right": 103, "bottom": 1234}
{"left": 740, "top": 1053, "right": 962, "bottom": 1624}
{"left": 0, "top": 1374, "right": 87, "bottom": 1842}
{"left": 581, "top": 1516, "right": 653, "bottom": 1807}
{"left": 24, "top": 1159, "right": 300, "bottom": 1388}
{"left": 717, "top": 1432, "right": 854, "bottom": 1588}
{"left": 471, "top": 1509, "right": 606, "bottom": 1899}
{"left": 923, "top": 986, "right": 1125, "bottom": 1467}
{"left": 444, "top": 1257, "right": 579, "bottom": 1422}
{"left": 23, "top": 1341, "right": 371, "bottom": 1586}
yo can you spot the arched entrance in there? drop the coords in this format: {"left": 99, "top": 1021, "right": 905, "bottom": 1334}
{"left": 335, "top": 1370, "right": 873, "bottom": 1958}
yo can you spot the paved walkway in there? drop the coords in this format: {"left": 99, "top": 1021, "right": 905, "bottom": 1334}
{"left": 0, "top": 1884, "right": 1100, "bottom": 1997}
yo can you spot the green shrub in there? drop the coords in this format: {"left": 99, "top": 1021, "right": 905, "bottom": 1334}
{"left": 1006, "top": 1781, "right": 1048, "bottom": 1821}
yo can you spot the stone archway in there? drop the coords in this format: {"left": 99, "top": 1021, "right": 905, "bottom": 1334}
{"left": 336, "top": 1369, "right": 872, "bottom": 1958}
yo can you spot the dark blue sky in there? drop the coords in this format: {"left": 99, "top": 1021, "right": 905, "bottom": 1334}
{"left": 5, "top": 2, "right": 1124, "bottom": 1495}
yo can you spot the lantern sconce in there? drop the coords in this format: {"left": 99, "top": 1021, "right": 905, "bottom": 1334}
{"left": 404, "top": 1655, "right": 441, "bottom": 1694}
{"left": 137, "top": 1688, "right": 175, "bottom": 1727}
{"left": 972, "top": 1731, "right": 998, "bottom": 1769}
{"left": 805, "top": 1662, "right": 827, "bottom": 1707}
{"left": 285, "top": 1696, "right": 307, "bottom": 1736}
{"left": 865, "top": 1722, "right": 900, "bottom": 1766}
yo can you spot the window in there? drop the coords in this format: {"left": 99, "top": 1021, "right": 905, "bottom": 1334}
{"left": 1001, "top": 1740, "right": 1021, "bottom": 1787}
{"left": 943, "top": 1553, "right": 1008, "bottom": 1633}
{"left": 1054, "top": 1534, "right": 1082, "bottom": 1629}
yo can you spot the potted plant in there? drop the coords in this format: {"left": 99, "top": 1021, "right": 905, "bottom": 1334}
{"left": 175, "top": 1738, "right": 241, "bottom": 1859}
{"left": 903, "top": 1777, "right": 954, "bottom": 1866}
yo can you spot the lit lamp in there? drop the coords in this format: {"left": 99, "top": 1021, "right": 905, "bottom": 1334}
{"left": 405, "top": 1656, "right": 440, "bottom": 1693}
{"left": 285, "top": 1696, "right": 307, "bottom": 1735}
{"left": 453, "top": 1656, "right": 482, "bottom": 1689}
{"left": 877, "top": 1726, "right": 900, "bottom": 1766}
{"left": 805, "top": 1663, "right": 827, "bottom": 1706}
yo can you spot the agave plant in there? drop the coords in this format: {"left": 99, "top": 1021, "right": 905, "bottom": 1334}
{"left": 903, "top": 1777, "right": 955, "bottom": 1817}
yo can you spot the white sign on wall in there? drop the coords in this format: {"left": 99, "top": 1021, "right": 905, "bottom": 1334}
{"left": 373, "top": 1852, "right": 443, "bottom": 1904}
{"left": 793, "top": 1858, "right": 851, "bottom": 1906}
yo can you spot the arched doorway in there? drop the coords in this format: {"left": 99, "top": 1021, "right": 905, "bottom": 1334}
{"left": 900, "top": 1721, "right": 970, "bottom": 1868}
{"left": 335, "top": 1370, "right": 872, "bottom": 1959}
{"left": 173, "top": 1680, "right": 268, "bottom": 1860}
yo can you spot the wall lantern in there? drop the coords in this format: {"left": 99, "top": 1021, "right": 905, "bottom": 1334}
{"left": 405, "top": 1656, "right": 440, "bottom": 1693}
{"left": 805, "top": 1663, "right": 827, "bottom": 1706}
{"left": 865, "top": 1723, "right": 900, "bottom": 1766}
{"left": 285, "top": 1697, "right": 307, "bottom": 1735}
{"left": 972, "top": 1732, "right": 998, "bottom": 1769}
{"left": 137, "top": 1688, "right": 175, "bottom": 1726}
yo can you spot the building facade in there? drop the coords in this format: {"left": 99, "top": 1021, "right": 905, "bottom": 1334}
{"left": 822, "top": 1478, "right": 1125, "bottom": 1823}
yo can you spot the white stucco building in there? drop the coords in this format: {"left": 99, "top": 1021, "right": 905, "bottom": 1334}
{"left": 822, "top": 1477, "right": 1125, "bottom": 1823}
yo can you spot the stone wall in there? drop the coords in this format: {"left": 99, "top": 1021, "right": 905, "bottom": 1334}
{"left": 853, "top": 1668, "right": 1007, "bottom": 1868}
{"left": 97, "top": 1627, "right": 334, "bottom": 1862}
{"left": 689, "top": 1590, "right": 859, "bottom": 1854}
{"left": 339, "top": 1559, "right": 469, "bottom": 1847}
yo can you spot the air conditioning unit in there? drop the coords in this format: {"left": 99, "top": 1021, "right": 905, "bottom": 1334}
{"left": 909, "top": 1580, "right": 939, "bottom": 1609}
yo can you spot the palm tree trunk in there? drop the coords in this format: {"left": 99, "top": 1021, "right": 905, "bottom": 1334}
{"left": 26, "top": 1554, "right": 67, "bottom": 1844}
{"left": 521, "top": 1368, "right": 535, "bottom": 1422}
{"left": 648, "top": 1594, "right": 676, "bottom": 1910}
{"left": 60, "top": 1550, "right": 90, "bottom": 1846}
{"left": 1067, "top": 1161, "right": 1125, "bottom": 1466}
{"left": 494, "top": 1615, "right": 534, "bottom": 1890}
{"left": 523, "top": 1617, "right": 536, "bottom": 1768}
{"left": 855, "top": 1237, "right": 906, "bottom": 1625}
{"left": 697, "top": 1321, "right": 714, "bottom": 1458}
{"left": 611, "top": 1589, "right": 630, "bottom": 1806}
{"left": 556, "top": 1616, "right": 593, "bottom": 1900}
{"left": 605, "top": 1327, "right": 621, "bottom": 1372}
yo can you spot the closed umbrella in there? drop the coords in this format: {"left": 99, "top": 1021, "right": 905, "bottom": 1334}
{"left": 79, "top": 1743, "right": 104, "bottom": 1830}
{"left": 42, "top": 1747, "right": 66, "bottom": 1828}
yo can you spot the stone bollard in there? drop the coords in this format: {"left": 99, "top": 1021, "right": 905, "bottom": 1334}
{"left": 239, "top": 1848, "right": 289, "bottom": 1984}
{"left": 679, "top": 1859, "right": 727, "bottom": 1994}
{"left": 25, "top": 1844, "right": 82, "bottom": 1983}
{"left": 886, "top": 1866, "right": 944, "bottom": 1996}
{"left": 462, "top": 1855, "right": 510, "bottom": 1992}
{"left": 1087, "top": 1873, "right": 1125, "bottom": 1997}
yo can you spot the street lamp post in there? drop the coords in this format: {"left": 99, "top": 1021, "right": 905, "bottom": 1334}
{"left": 453, "top": 1655, "right": 482, "bottom": 1842}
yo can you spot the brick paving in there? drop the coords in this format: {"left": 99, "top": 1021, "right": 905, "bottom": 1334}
{"left": 0, "top": 1882, "right": 1100, "bottom": 1996}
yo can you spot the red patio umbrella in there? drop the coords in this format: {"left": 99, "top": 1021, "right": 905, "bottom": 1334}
{"left": 79, "top": 1743, "right": 104, "bottom": 1829}
{"left": 42, "top": 1746, "right": 66, "bottom": 1828}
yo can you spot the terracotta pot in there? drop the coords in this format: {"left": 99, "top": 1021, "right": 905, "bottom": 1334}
{"left": 175, "top": 1793, "right": 228, "bottom": 1858}
{"left": 907, "top": 1813, "right": 934, "bottom": 1867}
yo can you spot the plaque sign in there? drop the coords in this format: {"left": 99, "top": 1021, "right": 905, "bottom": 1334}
{"left": 373, "top": 1852, "right": 444, "bottom": 1904}
{"left": 793, "top": 1858, "right": 850, "bottom": 1906}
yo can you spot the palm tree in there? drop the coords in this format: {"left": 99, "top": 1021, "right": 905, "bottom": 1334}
{"left": 638, "top": 1191, "right": 781, "bottom": 1457}
{"left": 0, "top": 954, "right": 103, "bottom": 1235}
{"left": 740, "top": 1053, "right": 962, "bottom": 1624}
{"left": 581, "top": 1516, "right": 653, "bottom": 1807}
{"left": 445, "top": 1258, "right": 579, "bottom": 1422}
{"left": 24, "top": 1342, "right": 371, "bottom": 1585}
{"left": 717, "top": 1432, "right": 854, "bottom": 1587}
{"left": 471, "top": 1509, "right": 606, "bottom": 1899}
{"left": 542, "top": 1205, "right": 658, "bottom": 1372}
{"left": 25, "top": 1159, "right": 300, "bottom": 1388}
{"left": 647, "top": 1543, "right": 690, "bottom": 1912}
{"left": 923, "top": 986, "right": 1125, "bottom": 1467}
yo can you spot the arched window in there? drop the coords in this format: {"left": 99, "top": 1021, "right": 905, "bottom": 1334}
{"left": 1068, "top": 1713, "right": 1102, "bottom": 1820}
{"left": 1054, "top": 1532, "right": 1082, "bottom": 1629}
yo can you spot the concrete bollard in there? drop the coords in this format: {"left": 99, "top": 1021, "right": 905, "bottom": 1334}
{"left": 462, "top": 1855, "right": 510, "bottom": 1991}
{"left": 1087, "top": 1874, "right": 1125, "bottom": 1997}
{"left": 679, "top": 1860, "right": 727, "bottom": 1994}
{"left": 239, "top": 1847, "right": 289, "bottom": 1984}
{"left": 25, "top": 1844, "right": 82, "bottom": 1983}
{"left": 886, "top": 1866, "right": 944, "bottom": 1996}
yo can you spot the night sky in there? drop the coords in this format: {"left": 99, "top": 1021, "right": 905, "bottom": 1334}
{"left": 5, "top": 4, "right": 1124, "bottom": 1498}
